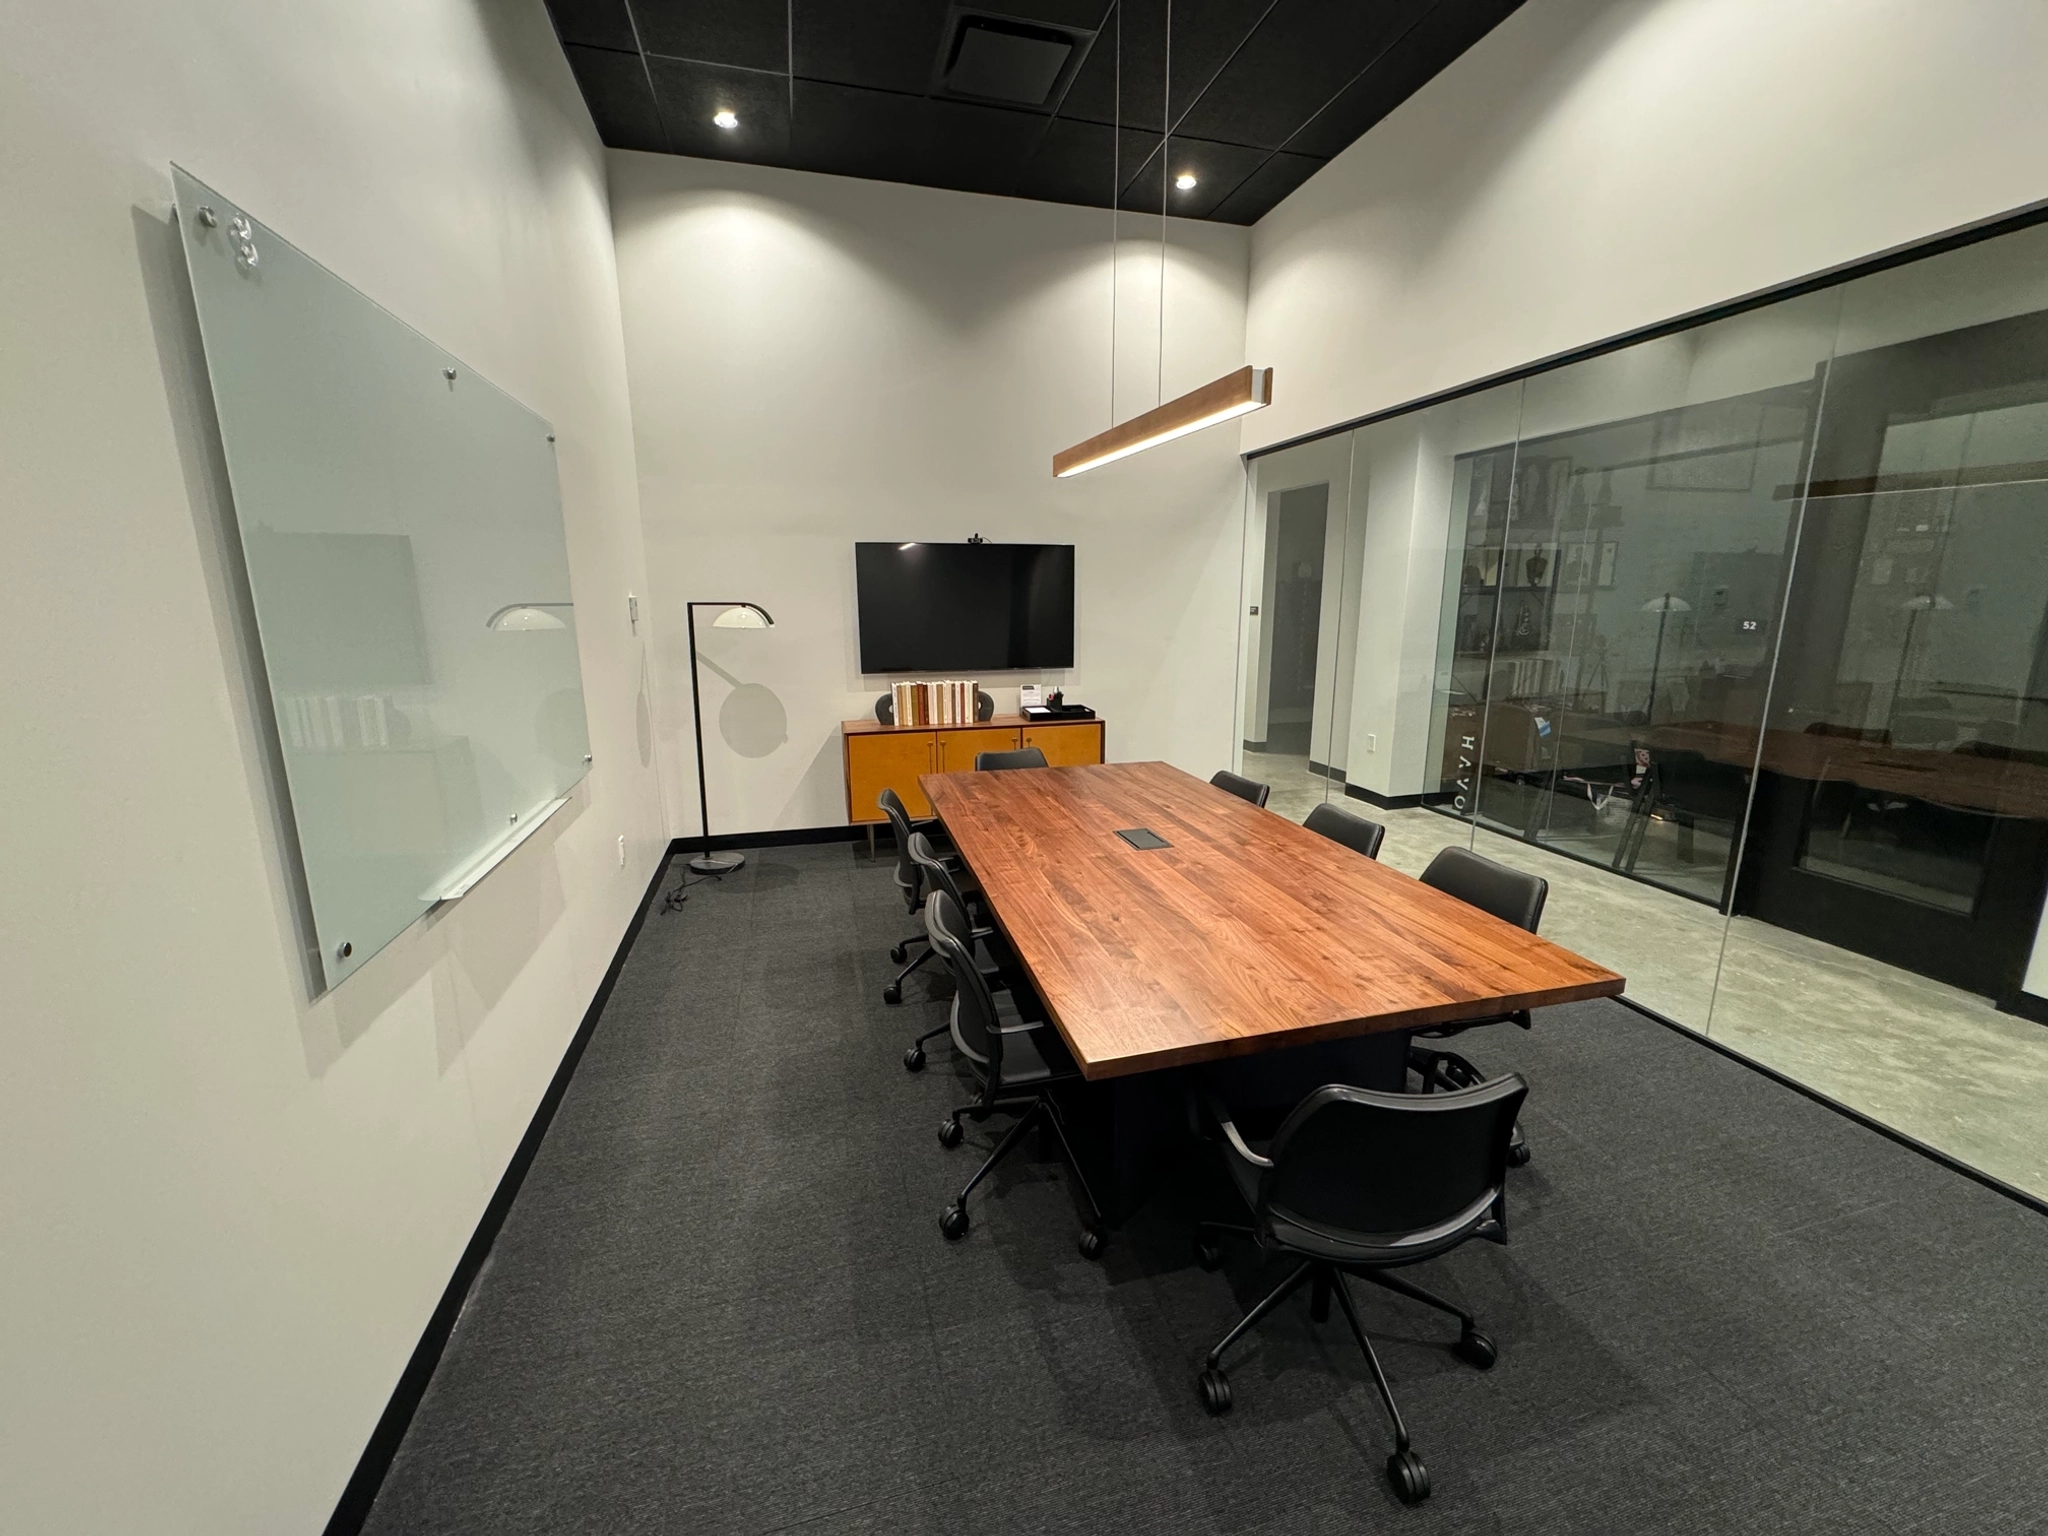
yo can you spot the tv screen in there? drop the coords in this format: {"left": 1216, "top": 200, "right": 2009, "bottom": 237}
{"left": 855, "top": 542, "right": 1075, "bottom": 672}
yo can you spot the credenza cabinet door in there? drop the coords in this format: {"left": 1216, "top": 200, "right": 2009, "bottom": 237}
{"left": 1022, "top": 723, "right": 1104, "bottom": 767}
{"left": 847, "top": 730, "right": 937, "bottom": 820}
{"left": 935, "top": 727, "right": 1022, "bottom": 772}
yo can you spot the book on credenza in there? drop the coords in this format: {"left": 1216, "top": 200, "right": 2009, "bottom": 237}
{"left": 891, "top": 680, "right": 980, "bottom": 728}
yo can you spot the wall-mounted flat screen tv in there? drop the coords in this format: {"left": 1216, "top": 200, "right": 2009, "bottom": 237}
{"left": 855, "top": 542, "right": 1075, "bottom": 672}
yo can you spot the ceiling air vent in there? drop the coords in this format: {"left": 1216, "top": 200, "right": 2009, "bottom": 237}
{"left": 933, "top": 8, "right": 1095, "bottom": 110}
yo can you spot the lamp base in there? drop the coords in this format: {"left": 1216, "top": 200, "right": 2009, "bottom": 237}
{"left": 688, "top": 852, "right": 745, "bottom": 877}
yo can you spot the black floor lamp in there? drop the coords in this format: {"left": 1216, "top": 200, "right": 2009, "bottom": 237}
{"left": 686, "top": 601, "right": 775, "bottom": 876}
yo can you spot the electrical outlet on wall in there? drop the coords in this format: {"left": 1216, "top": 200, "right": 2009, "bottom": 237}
{"left": 627, "top": 593, "right": 639, "bottom": 635}
{"left": 1366, "top": 734, "right": 1378, "bottom": 753}
{"left": 617, "top": 834, "right": 627, "bottom": 867}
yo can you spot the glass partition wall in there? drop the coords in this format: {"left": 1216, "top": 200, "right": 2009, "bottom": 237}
{"left": 1237, "top": 218, "right": 2048, "bottom": 1201}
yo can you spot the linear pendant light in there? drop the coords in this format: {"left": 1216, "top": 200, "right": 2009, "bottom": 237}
{"left": 1053, "top": 365, "right": 1273, "bottom": 478}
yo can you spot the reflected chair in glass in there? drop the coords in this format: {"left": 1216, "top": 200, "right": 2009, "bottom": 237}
{"left": 926, "top": 891, "right": 1107, "bottom": 1260}
{"left": 1305, "top": 802, "right": 1386, "bottom": 859}
{"left": 1191, "top": 1074, "right": 1527, "bottom": 1506}
{"left": 1211, "top": 770, "right": 1272, "bottom": 807}
{"left": 1411, "top": 846, "right": 1546, "bottom": 1166}
{"left": 976, "top": 746, "right": 1047, "bottom": 770}
{"left": 900, "top": 831, "right": 1007, "bottom": 1073}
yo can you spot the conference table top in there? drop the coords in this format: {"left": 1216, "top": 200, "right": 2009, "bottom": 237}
{"left": 921, "top": 760, "right": 1626, "bottom": 1081}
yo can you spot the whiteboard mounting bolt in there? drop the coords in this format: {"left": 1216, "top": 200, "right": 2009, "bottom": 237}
{"left": 444, "top": 367, "right": 458, "bottom": 381}
{"left": 335, "top": 940, "right": 353, "bottom": 961}
{"left": 509, "top": 812, "right": 519, "bottom": 824}
{"left": 197, "top": 206, "right": 219, "bottom": 228}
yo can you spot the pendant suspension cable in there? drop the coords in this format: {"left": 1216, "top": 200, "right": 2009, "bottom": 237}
{"left": 1158, "top": 0, "right": 1170, "bottom": 407}
{"left": 1109, "top": 1, "right": 1120, "bottom": 429}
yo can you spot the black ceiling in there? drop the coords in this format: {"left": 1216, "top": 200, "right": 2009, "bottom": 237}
{"left": 544, "top": 0, "right": 1523, "bottom": 225}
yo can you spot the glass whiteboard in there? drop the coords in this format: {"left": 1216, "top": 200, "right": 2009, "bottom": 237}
{"left": 175, "top": 167, "right": 590, "bottom": 991}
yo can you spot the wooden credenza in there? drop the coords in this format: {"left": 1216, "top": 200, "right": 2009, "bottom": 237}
{"left": 843, "top": 713, "right": 1106, "bottom": 823}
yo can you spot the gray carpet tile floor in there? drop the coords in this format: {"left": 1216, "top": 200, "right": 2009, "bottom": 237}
{"left": 360, "top": 842, "right": 2048, "bottom": 1535}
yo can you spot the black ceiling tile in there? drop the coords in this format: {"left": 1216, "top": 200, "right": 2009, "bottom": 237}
{"left": 793, "top": 0, "right": 951, "bottom": 94}
{"left": 792, "top": 2, "right": 1110, "bottom": 99}
{"left": 1173, "top": 0, "right": 1433, "bottom": 151}
{"left": 562, "top": 44, "right": 669, "bottom": 153}
{"left": 1121, "top": 134, "right": 1270, "bottom": 219}
{"left": 631, "top": 0, "right": 788, "bottom": 72}
{"left": 1284, "top": 0, "right": 1524, "bottom": 158}
{"left": 1057, "top": 0, "right": 1270, "bottom": 132}
{"left": 545, "top": 0, "right": 638, "bottom": 53}
{"left": 647, "top": 56, "right": 791, "bottom": 162}
{"left": 1012, "top": 116, "right": 1162, "bottom": 208}
{"left": 1207, "top": 148, "right": 1322, "bottom": 223}
{"left": 789, "top": 80, "right": 1045, "bottom": 197}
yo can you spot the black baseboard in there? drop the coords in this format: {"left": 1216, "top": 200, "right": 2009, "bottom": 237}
{"left": 1306, "top": 759, "right": 1344, "bottom": 782}
{"left": 1343, "top": 783, "right": 1437, "bottom": 811}
{"left": 1241, "top": 738, "right": 1267, "bottom": 753}
{"left": 698, "top": 824, "right": 866, "bottom": 853}
{"left": 1615, "top": 994, "right": 2048, "bottom": 1220}
{"left": 323, "top": 846, "right": 675, "bottom": 1536}
{"left": 1998, "top": 988, "right": 2048, "bottom": 1027}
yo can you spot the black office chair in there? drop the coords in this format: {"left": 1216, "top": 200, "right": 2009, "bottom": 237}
{"left": 877, "top": 787, "right": 959, "bottom": 1006}
{"left": 878, "top": 690, "right": 993, "bottom": 723}
{"left": 1192, "top": 1073, "right": 1527, "bottom": 1505}
{"left": 1412, "top": 846, "right": 1546, "bottom": 1166}
{"left": 925, "top": 890, "right": 1107, "bottom": 1259}
{"left": 1304, "top": 801, "right": 1386, "bottom": 859}
{"left": 976, "top": 746, "right": 1047, "bottom": 770}
{"left": 1210, "top": 770, "right": 1271, "bottom": 807}
{"left": 901, "top": 831, "right": 1007, "bottom": 1073}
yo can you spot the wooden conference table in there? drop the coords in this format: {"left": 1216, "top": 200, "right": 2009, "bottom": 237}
{"left": 922, "top": 761, "right": 1625, "bottom": 1210}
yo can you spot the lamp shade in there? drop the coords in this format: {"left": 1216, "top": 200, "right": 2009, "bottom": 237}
{"left": 486, "top": 602, "right": 571, "bottom": 630}
{"left": 710, "top": 603, "right": 774, "bottom": 629}
{"left": 1640, "top": 594, "right": 1692, "bottom": 614}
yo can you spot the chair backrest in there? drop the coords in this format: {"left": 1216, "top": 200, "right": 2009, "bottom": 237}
{"left": 906, "top": 831, "right": 972, "bottom": 917}
{"left": 877, "top": 788, "right": 922, "bottom": 909}
{"left": 1304, "top": 802, "right": 1385, "bottom": 859}
{"left": 877, "top": 689, "right": 995, "bottom": 724}
{"left": 924, "top": 889, "right": 1003, "bottom": 1080}
{"left": 1260, "top": 1075, "right": 1526, "bottom": 1243}
{"left": 977, "top": 746, "right": 1047, "bottom": 771}
{"left": 1419, "top": 845, "right": 1546, "bottom": 932}
{"left": 1210, "top": 770, "right": 1271, "bottom": 808}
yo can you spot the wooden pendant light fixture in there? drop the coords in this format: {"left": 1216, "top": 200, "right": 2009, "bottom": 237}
{"left": 1053, "top": 366, "right": 1273, "bottom": 477}
{"left": 1052, "top": 0, "right": 1271, "bottom": 478}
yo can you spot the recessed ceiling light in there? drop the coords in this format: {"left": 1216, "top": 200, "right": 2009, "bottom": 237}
{"left": 712, "top": 109, "right": 739, "bottom": 130}
{"left": 1175, "top": 172, "right": 1198, "bottom": 191}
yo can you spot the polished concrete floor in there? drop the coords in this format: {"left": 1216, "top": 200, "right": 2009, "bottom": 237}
{"left": 1243, "top": 748, "right": 2048, "bottom": 1201}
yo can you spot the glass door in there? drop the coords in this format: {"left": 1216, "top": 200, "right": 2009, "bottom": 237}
{"left": 1739, "top": 310, "right": 2048, "bottom": 1001}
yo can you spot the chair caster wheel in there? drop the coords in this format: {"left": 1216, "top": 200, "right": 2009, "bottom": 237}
{"left": 882, "top": 984, "right": 902, "bottom": 1005}
{"left": 1507, "top": 1139, "right": 1532, "bottom": 1168}
{"left": 1078, "top": 1228, "right": 1107, "bottom": 1261}
{"left": 1455, "top": 1328, "right": 1497, "bottom": 1370}
{"left": 903, "top": 1045, "right": 926, "bottom": 1072}
{"left": 937, "top": 1117, "right": 964, "bottom": 1149}
{"left": 1387, "top": 1448, "right": 1430, "bottom": 1504}
{"left": 1197, "top": 1367, "right": 1232, "bottom": 1416}
{"left": 890, "top": 943, "right": 909, "bottom": 964}
{"left": 1193, "top": 1238, "right": 1223, "bottom": 1272}
{"left": 939, "top": 1203, "right": 969, "bottom": 1240}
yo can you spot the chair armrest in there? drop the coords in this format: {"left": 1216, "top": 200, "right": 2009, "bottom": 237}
{"left": 1201, "top": 1087, "right": 1273, "bottom": 1169}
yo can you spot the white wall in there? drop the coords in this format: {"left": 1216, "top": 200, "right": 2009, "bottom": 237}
{"left": 609, "top": 152, "right": 1250, "bottom": 834}
{"left": 1243, "top": 0, "right": 2048, "bottom": 453}
{"left": 0, "top": 4, "right": 663, "bottom": 1531}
